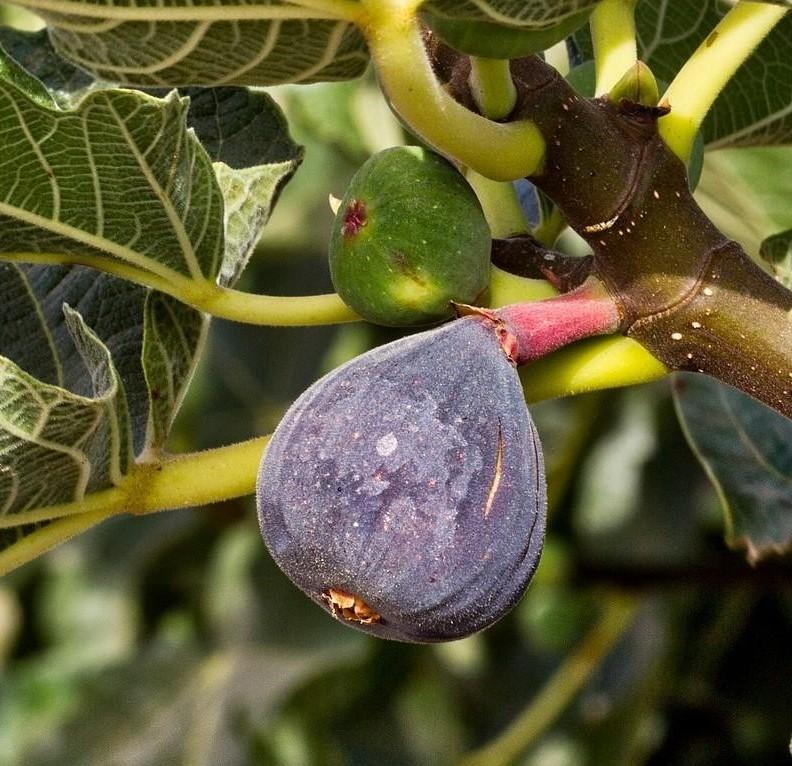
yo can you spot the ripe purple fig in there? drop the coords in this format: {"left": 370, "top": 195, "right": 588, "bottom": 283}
{"left": 256, "top": 314, "right": 546, "bottom": 642}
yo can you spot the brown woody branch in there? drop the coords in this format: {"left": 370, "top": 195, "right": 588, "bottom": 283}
{"left": 440, "top": 48, "right": 792, "bottom": 420}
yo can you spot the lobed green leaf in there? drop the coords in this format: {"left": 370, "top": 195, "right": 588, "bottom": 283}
{"left": 0, "top": 83, "right": 225, "bottom": 285}
{"left": 141, "top": 293, "right": 207, "bottom": 449}
{"left": 0, "top": 271, "right": 131, "bottom": 542}
{"left": 9, "top": 0, "right": 369, "bottom": 87}
{"left": 0, "top": 47, "right": 224, "bottom": 466}
{"left": 421, "top": 0, "right": 596, "bottom": 57}
{"left": 180, "top": 86, "right": 304, "bottom": 286}
{"left": 0, "top": 37, "right": 302, "bottom": 559}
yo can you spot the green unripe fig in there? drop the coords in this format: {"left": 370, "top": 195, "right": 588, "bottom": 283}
{"left": 420, "top": 7, "right": 593, "bottom": 59}
{"left": 329, "top": 146, "right": 491, "bottom": 327}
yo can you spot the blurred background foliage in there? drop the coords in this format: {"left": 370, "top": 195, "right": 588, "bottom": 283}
{"left": 0, "top": 5, "right": 791, "bottom": 764}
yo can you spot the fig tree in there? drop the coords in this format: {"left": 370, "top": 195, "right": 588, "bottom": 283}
{"left": 328, "top": 146, "right": 491, "bottom": 327}
{"left": 256, "top": 314, "right": 546, "bottom": 642}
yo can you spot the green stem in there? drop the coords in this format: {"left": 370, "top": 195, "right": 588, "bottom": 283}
{"left": 521, "top": 336, "right": 668, "bottom": 402}
{"left": 0, "top": 250, "right": 181, "bottom": 297}
{"left": 659, "top": 1, "right": 788, "bottom": 162}
{"left": 544, "top": 40, "right": 571, "bottom": 77}
{"left": 459, "top": 594, "right": 639, "bottom": 766}
{"left": 0, "top": 436, "right": 269, "bottom": 576}
{"left": 0, "top": 508, "right": 119, "bottom": 578}
{"left": 532, "top": 206, "right": 566, "bottom": 249}
{"left": 488, "top": 265, "right": 557, "bottom": 307}
{"left": 361, "top": 9, "right": 545, "bottom": 181}
{"left": 0, "top": 251, "right": 360, "bottom": 326}
{"left": 360, "top": 0, "right": 423, "bottom": 19}
{"left": 0, "top": 485, "right": 127, "bottom": 530}
{"left": 590, "top": 0, "right": 638, "bottom": 96}
{"left": 186, "top": 284, "right": 360, "bottom": 326}
{"left": 466, "top": 172, "right": 529, "bottom": 239}
{"left": 130, "top": 437, "right": 270, "bottom": 515}
{"left": 469, "top": 57, "right": 517, "bottom": 120}
{"left": 464, "top": 57, "right": 529, "bottom": 242}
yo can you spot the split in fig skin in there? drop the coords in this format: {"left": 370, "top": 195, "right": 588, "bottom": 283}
{"left": 256, "top": 316, "right": 546, "bottom": 643}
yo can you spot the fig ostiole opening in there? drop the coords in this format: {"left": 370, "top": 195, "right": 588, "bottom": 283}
{"left": 323, "top": 588, "right": 381, "bottom": 625}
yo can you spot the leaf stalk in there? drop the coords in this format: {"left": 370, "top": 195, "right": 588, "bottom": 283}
{"left": 521, "top": 336, "right": 668, "bottom": 402}
{"left": 189, "top": 284, "right": 360, "bottom": 326}
{"left": 0, "top": 436, "right": 269, "bottom": 576}
{"left": 659, "top": 1, "right": 788, "bottom": 161}
{"left": 590, "top": 0, "right": 638, "bottom": 96}
{"left": 361, "top": 9, "right": 546, "bottom": 180}
{"left": 469, "top": 57, "right": 517, "bottom": 120}
{"left": 0, "top": 251, "right": 360, "bottom": 326}
{"left": 466, "top": 172, "right": 529, "bottom": 239}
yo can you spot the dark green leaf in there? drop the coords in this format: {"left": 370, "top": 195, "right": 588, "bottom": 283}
{"left": 180, "top": 88, "right": 304, "bottom": 286}
{"left": 674, "top": 373, "right": 792, "bottom": 563}
{"left": 0, "top": 44, "right": 221, "bottom": 465}
{"left": 0, "top": 265, "right": 205, "bottom": 549}
{"left": 421, "top": 0, "right": 596, "bottom": 57}
{"left": 0, "top": 68, "right": 224, "bottom": 285}
{"left": 183, "top": 86, "right": 303, "bottom": 170}
{"left": 0, "top": 44, "right": 303, "bottom": 557}
{"left": 760, "top": 228, "right": 792, "bottom": 288}
{"left": 0, "top": 267, "right": 131, "bottom": 531}
{"left": 0, "top": 267, "right": 205, "bottom": 468}
{"left": 0, "top": 41, "right": 303, "bottom": 290}
{"left": 0, "top": 27, "right": 93, "bottom": 105}
{"left": 142, "top": 293, "right": 207, "bottom": 449}
{"left": 0, "top": 27, "right": 57, "bottom": 108}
